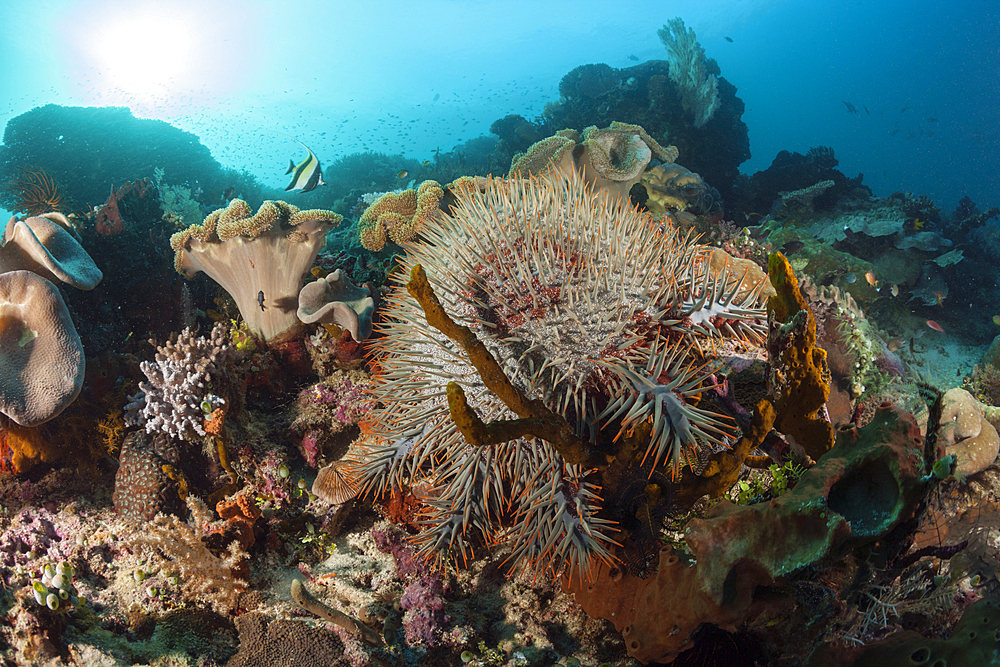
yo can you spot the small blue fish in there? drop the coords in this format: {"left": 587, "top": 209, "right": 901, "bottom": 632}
{"left": 844, "top": 273, "right": 857, "bottom": 284}
{"left": 284, "top": 138, "right": 326, "bottom": 193}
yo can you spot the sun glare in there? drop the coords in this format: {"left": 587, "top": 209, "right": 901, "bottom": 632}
{"left": 92, "top": 12, "right": 195, "bottom": 96}
{"left": 58, "top": 0, "right": 262, "bottom": 114}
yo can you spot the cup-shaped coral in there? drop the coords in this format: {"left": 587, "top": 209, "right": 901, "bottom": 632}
{"left": 1, "top": 214, "right": 103, "bottom": 289}
{"left": 170, "top": 199, "right": 342, "bottom": 343}
{"left": 296, "top": 269, "right": 374, "bottom": 341}
{"left": 508, "top": 122, "right": 680, "bottom": 203}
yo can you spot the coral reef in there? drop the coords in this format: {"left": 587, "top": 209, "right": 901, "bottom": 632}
{"left": 0, "top": 104, "right": 234, "bottom": 213}
{"left": 537, "top": 55, "right": 750, "bottom": 204}
{"left": 510, "top": 122, "right": 679, "bottom": 202}
{"left": 567, "top": 401, "right": 927, "bottom": 664}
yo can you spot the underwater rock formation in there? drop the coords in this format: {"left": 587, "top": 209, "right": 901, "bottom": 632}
{"left": 0, "top": 105, "right": 228, "bottom": 213}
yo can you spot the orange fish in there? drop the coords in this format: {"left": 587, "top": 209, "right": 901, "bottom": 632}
{"left": 864, "top": 270, "right": 878, "bottom": 287}
{"left": 926, "top": 320, "right": 945, "bottom": 332}
{"left": 932, "top": 290, "right": 947, "bottom": 306}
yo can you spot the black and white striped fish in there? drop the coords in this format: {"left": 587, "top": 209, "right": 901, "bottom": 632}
{"left": 284, "top": 139, "right": 326, "bottom": 192}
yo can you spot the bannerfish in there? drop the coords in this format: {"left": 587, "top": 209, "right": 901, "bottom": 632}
{"left": 284, "top": 139, "right": 326, "bottom": 192}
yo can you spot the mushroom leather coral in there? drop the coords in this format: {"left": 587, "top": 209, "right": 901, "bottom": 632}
{"left": 171, "top": 199, "right": 342, "bottom": 343}
{"left": 296, "top": 269, "right": 375, "bottom": 341}
{"left": 566, "top": 402, "right": 926, "bottom": 665}
{"left": 1, "top": 214, "right": 103, "bottom": 289}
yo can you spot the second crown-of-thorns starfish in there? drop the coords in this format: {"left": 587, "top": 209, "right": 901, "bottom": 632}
{"left": 341, "top": 167, "right": 768, "bottom": 580}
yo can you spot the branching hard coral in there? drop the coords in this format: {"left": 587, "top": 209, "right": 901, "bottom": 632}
{"left": 124, "top": 323, "right": 231, "bottom": 441}
{"left": 342, "top": 167, "right": 768, "bottom": 579}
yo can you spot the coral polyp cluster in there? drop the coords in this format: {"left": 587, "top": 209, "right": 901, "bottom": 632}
{"left": 344, "top": 167, "right": 768, "bottom": 578}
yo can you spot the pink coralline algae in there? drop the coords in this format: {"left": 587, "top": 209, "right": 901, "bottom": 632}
{"left": 0, "top": 507, "right": 80, "bottom": 568}
{"left": 400, "top": 575, "right": 450, "bottom": 647}
{"left": 298, "top": 375, "right": 373, "bottom": 425}
{"left": 373, "top": 525, "right": 454, "bottom": 647}
{"left": 300, "top": 432, "right": 321, "bottom": 469}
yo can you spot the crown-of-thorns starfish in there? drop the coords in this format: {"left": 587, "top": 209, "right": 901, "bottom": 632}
{"left": 343, "top": 166, "right": 767, "bottom": 579}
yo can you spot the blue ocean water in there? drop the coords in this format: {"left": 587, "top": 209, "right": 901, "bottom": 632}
{"left": 0, "top": 0, "right": 996, "bottom": 218}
